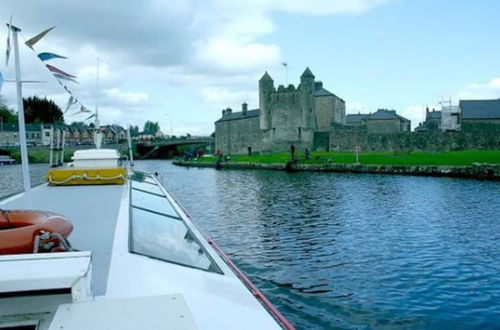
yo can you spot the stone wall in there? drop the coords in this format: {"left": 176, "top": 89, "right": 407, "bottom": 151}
{"left": 313, "top": 131, "right": 330, "bottom": 151}
{"left": 215, "top": 116, "right": 262, "bottom": 154}
{"left": 329, "top": 127, "right": 500, "bottom": 152}
{"left": 315, "top": 95, "right": 345, "bottom": 131}
{"left": 365, "top": 119, "right": 402, "bottom": 134}
{"left": 461, "top": 120, "right": 500, "bottom": 132}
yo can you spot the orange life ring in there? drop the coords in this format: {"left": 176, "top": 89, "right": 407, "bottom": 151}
{"left": 0, "top": 210, "right": 73, "bottom": 255}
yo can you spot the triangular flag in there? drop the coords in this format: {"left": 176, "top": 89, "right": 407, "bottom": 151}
{"left": 53, "top": 73, "right": 78, "bottom": 84}
{"left": 5, "top": 16, "right": 12, "bottom": 67}
{"left": 80, "top": 105, "right": 91, "bottom": 113}
{"left": 25, "top": 26, "right": 55, "bottom": 49}
{"left": 46, "top": 64, "right": 77, "bottom": 78}
{"left": 38, "top": 52, "right": 67, "bottom": 61}
{"left": 84, "top": 113, "right": 96, "bottom": 121}
{"left": 64, "top": 96, "right": 78, "bottom": 113}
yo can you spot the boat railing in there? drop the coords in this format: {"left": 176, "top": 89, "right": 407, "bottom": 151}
{"left": 149, "top": 171, "right": 296, "bottom": 330}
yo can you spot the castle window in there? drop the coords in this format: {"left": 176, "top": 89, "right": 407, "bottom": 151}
{"left": 298, "top": 127, "right": 302, "bottom": 139}
{"left": 310, "top": 107, "right": 312, "bottom": 113}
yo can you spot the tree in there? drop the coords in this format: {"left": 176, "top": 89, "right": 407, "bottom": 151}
{"left": 23, "top": 96, "right": 64, "bottom": 123}
{"left": 143, "top": 121, "right": 160, "bottom": 135}
{"left": 0, "top": 96, "right": 17, "bottom": 123}
{"left": 129, "top": 125, "right": 140, "bottom": 137}
{"left": 70, "top": 121, "right": 86, "bottom": 128}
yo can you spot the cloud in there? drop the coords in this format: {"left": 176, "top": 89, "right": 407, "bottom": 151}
{"left": 103, "top": 88, "right": 149, "bottom": 106}
{"left": 0, "top": 0, "right": 391, "bottom": 134}
{"left": 455, "top": 77, "right": 500, "bottom": 101}
{"left": 201, "top": 87, "right": 257, "bottom": 109}
{"left": 346, "top": 101, "right": 370, "bottom": 114}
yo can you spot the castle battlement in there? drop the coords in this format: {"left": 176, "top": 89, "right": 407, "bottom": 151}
{"left": 215, "top": 67, "right": 346, "bottom": 154}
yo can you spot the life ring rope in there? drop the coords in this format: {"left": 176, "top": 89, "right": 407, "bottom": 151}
{"left": 0, "top": 210, "right": 73, "bottom": 255}
{"left": 48, "top": 173, "right": 126, "bottom": 185}
{"left": 33, "top": 230, "right": 73, "bottom": 253}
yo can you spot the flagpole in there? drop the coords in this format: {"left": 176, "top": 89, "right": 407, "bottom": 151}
{"left": 10, "top": 24, "right": 32, "bottom": 199}
{"left": 282, "top": 62, "right": 288, "bottom": 85}
{"left": 95, "top": 57, "right": 99, "bottom": 122}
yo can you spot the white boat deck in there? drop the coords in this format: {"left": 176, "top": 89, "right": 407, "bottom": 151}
{"left": 0, "top": 184, "right": 125, "bottom": 295}
{"left": 0, "top": 177, "right": 286, "bottom": 329}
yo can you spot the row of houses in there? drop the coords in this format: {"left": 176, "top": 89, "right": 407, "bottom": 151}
{"left": 416, "top": 99, "right": 500, "bottom": 132}
{"left": 343, "top": 109, "right": 411, "bottom": 133}
{"left": 0, "top": 123, "right": 128, "bottom": 146}
{"left": 341, "top": 98, "right": 500, "bottom": 134}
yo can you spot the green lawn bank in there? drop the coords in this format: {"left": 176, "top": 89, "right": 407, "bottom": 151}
{"left": 174, "top": 150, "right": 500, "bottom": 180}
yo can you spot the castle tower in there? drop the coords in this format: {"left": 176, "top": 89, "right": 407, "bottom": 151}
{"left": 259, "top": 71, "right": 274, "bottom": 130}
{"left": 299, "top": 67, "right": 316, "bottom": 129}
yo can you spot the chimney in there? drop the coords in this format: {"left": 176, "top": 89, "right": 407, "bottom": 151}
{"left": 226, "top": 108, "right": 232, "bottom": 115}
{"left": 242, "top": 102, "right": 248, "bottom": 116}
{"left": 222, "top": 109, "right": 226, "bottom": 116}
{"left": 315, "top": 81, "right": 323, "bottom": 90}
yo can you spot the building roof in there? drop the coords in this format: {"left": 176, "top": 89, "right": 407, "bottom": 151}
{"left": 427, "top": 110, "right": 442, "bottom": 120}
{"left": 459, "top": 99, "right": 500, "bottom": 119}
{"left": 315, "top": 87, "right": 334, "bottom": 97}
{"left": 301, "top": 67, "right": 314, "bottom": 78}
{"left": 0, "top": 123, "right": 18, "bottom": 132}
{"left": 0, "top": 123, "right": 42, "bottom": 132}
{"left": 368, "top": 109, "right": 410, "bottom": 122}
{"left": 259, "top": 71, "right": 273, "bottom": 82}
{"left": 345, "top": 114, "right": 369, "bottom": 124}
{"left": 215, "top": 109, "right": 260, "bottom": 123}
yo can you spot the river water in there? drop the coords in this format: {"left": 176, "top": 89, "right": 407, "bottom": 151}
{"left": 1, "top": 161, "right": 499, "bottom": 329}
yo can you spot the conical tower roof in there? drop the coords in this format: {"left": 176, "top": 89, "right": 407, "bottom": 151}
{"left": 259, "top": 71, "right": 273, "bottom": 82}
{"left": 301, "top": 67, "right": 315, "bottom": 78}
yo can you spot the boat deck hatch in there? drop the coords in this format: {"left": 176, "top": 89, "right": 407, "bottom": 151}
{"left": 129, "top": 174, "right": 222, "bottom": 273}
{"left": 48, "top": 295, "right": 197, "bottom": 330}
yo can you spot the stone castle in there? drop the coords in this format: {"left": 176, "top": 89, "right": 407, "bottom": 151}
{"left": 215, "top": 68, "right": 345, "bottom": 154}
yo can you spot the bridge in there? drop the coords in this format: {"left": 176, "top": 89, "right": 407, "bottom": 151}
{"left": 136, "top": 138, "right": 214, "bottom": 159}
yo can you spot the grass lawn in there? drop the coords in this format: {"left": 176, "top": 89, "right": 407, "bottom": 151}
{"left": 193, "top": 150, "right": 500, "bottom": 166}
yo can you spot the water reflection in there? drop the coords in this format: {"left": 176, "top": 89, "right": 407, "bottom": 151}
{"left": 147, "top": 161, "right": 500, "bottom": 330}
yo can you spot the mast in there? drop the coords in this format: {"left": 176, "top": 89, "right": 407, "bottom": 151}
{"left": 93, "top": 57, "right": 102, "bottom": 148}
{"left": 95, "top": 57, "right": 99, "bottom": 126}
{"left": 10, "top": 23, "right": 32, "bottom": 197}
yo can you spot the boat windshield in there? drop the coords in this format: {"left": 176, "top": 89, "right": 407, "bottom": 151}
{"left": 129, "top": 173, "right": 222, "bottom": 274}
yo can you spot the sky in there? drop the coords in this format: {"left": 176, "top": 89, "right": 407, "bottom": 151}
{"left": 0, "top": 0, "right": 499, "bottom": 135}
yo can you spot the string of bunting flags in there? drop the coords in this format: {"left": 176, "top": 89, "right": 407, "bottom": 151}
{"left": 5, "top": 24, "right": 94, "bottom": 119}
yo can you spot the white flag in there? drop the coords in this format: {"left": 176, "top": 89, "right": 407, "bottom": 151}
{"left": 64, "top": 96, "right": 78, "bottom": 113}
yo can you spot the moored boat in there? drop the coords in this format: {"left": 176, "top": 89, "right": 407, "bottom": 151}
{"left": 0, "top": 155, "right": 15, "bottom": 165}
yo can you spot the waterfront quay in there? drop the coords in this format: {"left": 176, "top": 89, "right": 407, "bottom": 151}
{"left": 174, "top": 150, "right": 500, "bottom": 180}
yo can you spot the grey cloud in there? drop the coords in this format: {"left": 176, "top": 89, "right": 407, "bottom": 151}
{"left": 1, "top": 0, "right": 196, "bottom": 67}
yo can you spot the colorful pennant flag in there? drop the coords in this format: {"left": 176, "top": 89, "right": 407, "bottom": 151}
{"left": 37, "top": 52, "right": 67, "bottom": 61}
{"left": 84, "top": 113, "right": 96, "bottom": 121}
{"left": 5, "top": 16, "right": 12, "bottom": 67}
{"left": 64, "top": 96, "right": 78, "bottom": 113}
{"left": 80, "top": 105, "right": 92, "bottom": 113}
{"left": 25, "top": 26, "right": 55, "bottom": 49}
{"left": 46, "top": 64, "right": 77, "bottom": 78}
{"left": 53, "top": 73, "right": 78, "bottom": 84}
